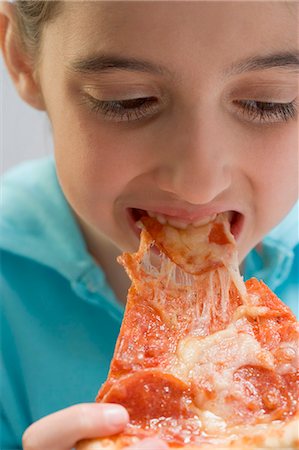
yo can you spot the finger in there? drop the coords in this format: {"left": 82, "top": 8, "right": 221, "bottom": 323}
{"left": 125, "top": 438, "right": 169, "bottom": 450}
{"left": 22, "top": 403, "right": 129, "bottom": 450}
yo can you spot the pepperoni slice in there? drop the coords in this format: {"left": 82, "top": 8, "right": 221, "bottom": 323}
{"left": 246, "top": 278, "right": 295, "bottom": 318}
{"left": 101, "top": 287, "right": 178, "bottom": 379}
{"left": 99, "top": 371, "right": 202, "bottom": 445}
{"left": 101, "top": 370, "right": 193, "bottom": 424}
{"left": 233, "top": 365, "right": 298, "bottom": 421}
{"left": 246, "top": 279, "right": 298, "bottom": 352}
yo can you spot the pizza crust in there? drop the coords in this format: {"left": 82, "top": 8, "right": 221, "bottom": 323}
{"left": 76, "top": 414, "right": 299, "bottom": 449}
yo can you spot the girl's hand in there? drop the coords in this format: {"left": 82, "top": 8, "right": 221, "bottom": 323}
{"left": 22, "top": 403, "right": 129, "bottom": 450}
{"left": 22, "top": 403, "right": 168, "bottom": 450}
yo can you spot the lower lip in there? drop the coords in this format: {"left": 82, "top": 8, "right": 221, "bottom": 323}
{"left": 127, "top": 208, "right": 244, "bottom": 241}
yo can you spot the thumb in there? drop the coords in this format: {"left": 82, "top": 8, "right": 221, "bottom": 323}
{"left": 22, "top": 403, "right": 129, "bottom": 450}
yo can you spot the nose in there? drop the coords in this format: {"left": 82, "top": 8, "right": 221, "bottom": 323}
{"left": 154, "top": 116, "right": 232, "bottom": 204}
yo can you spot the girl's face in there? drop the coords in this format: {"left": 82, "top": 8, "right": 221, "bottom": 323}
{"left": 37, "top": 1, "right": 298, "bottom": 261}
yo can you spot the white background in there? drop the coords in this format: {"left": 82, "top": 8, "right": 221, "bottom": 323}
{"left": 1, "top": 56, "right": 53, "bottom": 175}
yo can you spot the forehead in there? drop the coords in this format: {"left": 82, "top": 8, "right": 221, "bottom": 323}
{"left": 45, "top": 1, "right": 298, "bottom": 76}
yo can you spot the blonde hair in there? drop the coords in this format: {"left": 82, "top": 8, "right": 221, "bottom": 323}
{"left": 13, "top": 1, "right": 61, "bottom": 61}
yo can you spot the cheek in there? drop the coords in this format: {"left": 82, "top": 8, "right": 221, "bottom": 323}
{"left": 56, "top": 137, "right": 125, "bottom": 217}
{"left": 259, "top": 129, "right": 297, "bottom": 195}
{"left": 249, "top": 124, "right": 298, "bottom": 230}
{"left": 51, "top": 108, "right": 153, "bottom": 222}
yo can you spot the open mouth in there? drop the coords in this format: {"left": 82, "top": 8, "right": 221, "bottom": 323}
{"left": 128, "top": 208, "right": 244, "bottom": 240}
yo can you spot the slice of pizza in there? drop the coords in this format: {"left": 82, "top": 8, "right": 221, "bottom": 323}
{"left": 77, "top": 213, "right": 299, "bottom": 450}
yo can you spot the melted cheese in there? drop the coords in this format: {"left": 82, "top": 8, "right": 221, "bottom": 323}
{"left": 172, "top": 319, "right": 276, "bottom": 423}
{"left": 176, "top": 321, "right": 274, "bottom": 374}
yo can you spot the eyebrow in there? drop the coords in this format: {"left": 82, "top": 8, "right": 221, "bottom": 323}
{"left": 69, "top": 51, "right": 299, "bottom": 77}
{"left": 225, "top": 51, "right": 299, "bottom": 76}
{"left": 69, "top": 54, "right": 171, "bottom": 76}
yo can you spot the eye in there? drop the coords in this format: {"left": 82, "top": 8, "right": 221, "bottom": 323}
{"left": 84, "top": 95, "right": 160, "bottom": 122}
{"left": 234, "top": 99, "right": 297, "bottom": 124}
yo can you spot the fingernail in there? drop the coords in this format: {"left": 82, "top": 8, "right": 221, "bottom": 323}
{"left": 104, "top": 405, "right": 129, "bottom": 430}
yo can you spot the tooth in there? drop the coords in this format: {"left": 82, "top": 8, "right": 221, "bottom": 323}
{"left": 145, "top": 210, "right": 218, "bottom": 229}
{"left": 157, "top": 214, "right": 167, "bottom": 224}
{"left": 145, "top": 210, "right": 166, "bottom": 223}
{"left": 136, "top": 220, "right": 144, "bottom": 229}
{"left": 167, "top": 219, "right": 188, "bottom": 229}
{"left": 193, "top": 214, "right": 217, "bottom": 227}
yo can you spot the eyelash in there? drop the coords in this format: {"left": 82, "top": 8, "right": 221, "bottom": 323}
{"left": 86, "top": 96, "right": 159, "bottom": 122}
{"left": 234, "top": 99, "right": 298, "bottom": 124}
{"left": 84, "top": 95, "right": 297, "bottom": 124}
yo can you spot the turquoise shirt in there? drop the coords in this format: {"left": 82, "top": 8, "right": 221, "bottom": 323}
{"left": 1, "top": 158, "right": 298, "bottom": 449}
